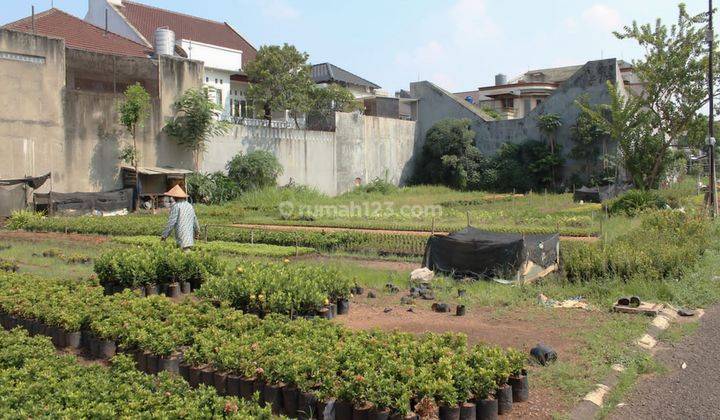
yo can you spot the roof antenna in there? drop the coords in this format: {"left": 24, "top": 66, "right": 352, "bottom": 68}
{"left": 31, "top": 6, "right": 35, "bottom": 34}
{"left": 105, "top": 9, "right": 108, "bottom": 35}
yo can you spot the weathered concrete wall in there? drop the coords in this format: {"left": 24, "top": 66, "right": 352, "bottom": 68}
{"left": 202, "top": 112, "right": 416, "bottom": 196}
{"left": 410, "top": 59, "right": 622, "bottom": 178}
{"left": 0, "top": 29, "right": 65, "bottom": 190}
{"left": 0, "top": 29, "right": 202, "bottom": 193}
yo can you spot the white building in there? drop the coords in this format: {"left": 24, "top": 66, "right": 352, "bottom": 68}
{"left": 85, "top": 0, "right": 257, "bottom": 118}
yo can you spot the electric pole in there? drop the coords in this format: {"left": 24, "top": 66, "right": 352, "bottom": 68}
{"left": 709, "top": 0, "right": 718, "bottom": 217}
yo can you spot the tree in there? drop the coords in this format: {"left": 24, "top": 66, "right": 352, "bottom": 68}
{"left": 226, "top": 150, "right": 283, "bottom": 191}
{"left": 578, "top": 82, "right": 662, "bottom": 189}
{"left": 571, "top": 102, "right": 612, "bottom": 184}
{"left": 244, "top": 44, "right": 314, "bottom": 124}
{"left": 118, "top": 83, "right": 151, "bottom": 209}
{"left": 304, "top": 84, "right": 363, "bottom": 129}
{"left": 606, "top": 3, "right": 718, "bottom": 188}
{"left": 165, "top": 87, "right": 231, "bottom": 171}
{"left": 415, "top": 119, "right": 487, "bottom": 190}
{"left": 536, "top": 113, "right": 562, "bottom": 187}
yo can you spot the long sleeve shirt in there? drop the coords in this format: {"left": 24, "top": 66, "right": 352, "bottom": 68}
{"left": 161, "top": 201, "right": 200, "bottom": 249}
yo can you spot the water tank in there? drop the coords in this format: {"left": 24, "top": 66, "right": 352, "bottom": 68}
{"left": 495, "top": 73, "right": 507, "bottom": 86}
{"left": 154, "top": 27, "right": 175, "bottom": 57}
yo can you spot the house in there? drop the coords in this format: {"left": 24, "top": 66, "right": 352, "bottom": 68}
{"left": 84, "top": 0, "right": 257, "bottom": 118}
{"left": 455, "top": 61, "right": 637, "bottom": 119}
{"left": 311, "top": 62, "right": 381, "bottom": 99}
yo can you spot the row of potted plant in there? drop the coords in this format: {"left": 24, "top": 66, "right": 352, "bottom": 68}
{"left": 94, "top": 244, "right": 224, "bottom": 292}
{"left": 0, "top": 328, "right": 271, "bottom": 418}
{"left": 0, "top": 272, "right": 529, "bottom": 420}
{"left": 196, "top": 261, "right": 353, "bottom": 317}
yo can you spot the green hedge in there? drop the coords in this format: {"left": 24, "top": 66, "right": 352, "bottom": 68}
{"left": 0, "top": 328, "right": 269, "bottom": 418}
{"left": 563, "top": 210, "right": 711, "bottom": 282}
{"left": 112, "top": 236, "right": 315, "bottom": 257}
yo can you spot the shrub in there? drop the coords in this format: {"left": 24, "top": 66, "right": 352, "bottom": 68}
{"left": 353, "top": 176, "right": 398, "bottom": 195}
{"left": 0, "top": 258, "right": 19, "bottom": 273}
{"left": 227, "top": 150, "right": 283, "bottom": 192}
{"left": 6, "top": 210, "right": 44, "bottom": 230}
{"left": 604, "top": 189, "right": 668, "bottom": 216}
{"left": 94, "top": 244, "right": 223, "bottom": 289}
{"left": 186, "top": 171, "right": 240, "bottom": 205}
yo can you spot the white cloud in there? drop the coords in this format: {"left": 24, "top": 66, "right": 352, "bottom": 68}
{"left": 260, "top": 0, "right": 299, "bottom": 20}
{"left": 448, "top": 0, "right": 499, "bottom": 45}
{"left": 564, "top": 17, "right": 579, "bottom": 32}
{"left": 581, "top": 4, "right": 622, "bottom": 32}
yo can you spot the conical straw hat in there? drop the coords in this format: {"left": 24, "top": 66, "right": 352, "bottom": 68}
{"left": 164, "top": 185, "right": 188, "bottom": 198}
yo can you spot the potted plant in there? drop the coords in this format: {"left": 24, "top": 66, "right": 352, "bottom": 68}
{"left": 506, "top": 348, "right": 528, "bottom": 402}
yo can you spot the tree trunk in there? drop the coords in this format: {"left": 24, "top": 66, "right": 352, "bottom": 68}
{"left": 264, "top": 103, "right": 272, "bottom": 124}
{"left": 133, "top": 127, "right": 139, "bottom": 212}
{"left": 646, "top": 141, "right": 673, "bottom": 189}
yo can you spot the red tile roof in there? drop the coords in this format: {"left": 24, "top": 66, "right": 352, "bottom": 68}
{"left": 117, "top": 1, "right": 257, "bottom": 66}
{"left": 3, "top": 8, "right": 151, "bottom": 58}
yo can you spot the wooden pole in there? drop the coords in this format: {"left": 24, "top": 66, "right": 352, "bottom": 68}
{"left": 466, "top": 211, "right": 470, "bottom": 227}
{"left": 431, "top": 217, "right": 435, "bottom": 235}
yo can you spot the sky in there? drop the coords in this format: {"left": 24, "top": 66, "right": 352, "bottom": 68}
{"left": 1, "top": 0, "right": 697, "bottom": 93}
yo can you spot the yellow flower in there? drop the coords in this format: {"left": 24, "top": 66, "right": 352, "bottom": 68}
{"left": 236, "top": 266, "right": 244, "bottom": 273}
{"left": 323, "top": 298, "right": 330, "bottom": 305}
{"left": 258, "top": 294, "right": 265, "bottom": 302}
{"left": 250, "top": 294, "right": 256, "bottom": 300}
{"left": 283, "top": 258, "right": 290, "bottom": 264}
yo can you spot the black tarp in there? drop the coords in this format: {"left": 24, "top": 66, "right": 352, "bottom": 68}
{"left": 573, "top": 184, "right": 629, "bottom": 203}
{"left": 34, "top": 189, "right": 133, "bottom": 215}
{"left": 422, "top": 227, "right": 559, "bottom": 279}
{"left": 0, "top": 173, "right": 50, "bottom": 189}
{"left": 0, "top": 185, "right": 26, "bottom": 218}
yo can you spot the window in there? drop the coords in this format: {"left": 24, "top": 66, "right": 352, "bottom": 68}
{"left": 523, "top": 98, "right": 531, "bottom": 114}
{"left": 536, "top": 98, "right": 543, "bottom": 106}
{"left": 220, "top": 79, "right": 223, "bottom": 85}
{"left": 205, "top": 76, "right": 209, "bottom": 82}
{"left": 215, "top": 79, "right": 218, "bottom": 84}
{"left": 501, "top": 98, "right": 514, "bottom": 109}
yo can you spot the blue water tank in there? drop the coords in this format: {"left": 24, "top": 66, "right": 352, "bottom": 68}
{"left": 465, "top": 96, "right": 474, "bottom": 104}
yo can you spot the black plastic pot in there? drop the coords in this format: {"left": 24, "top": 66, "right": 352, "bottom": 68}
{"left": 329, "top": 303, "right": 337, "bottom": 318}
{"left": 188, "top": 365, "right": 202, "bottom": 388}
{"left": 89, "top": 335, "right": 100, "bottom": 359}
{"left": 159, "top": 283, "right": 169, "bottom": 296}
{"left": 319, "top": 307, "right": 332, "bottom": 319}
{"left": 456, "top": 305, "right": 467, "bottom": 317}
{"left": 145, "top": 283, "right": 159, "bottom": 296}
{"left": 264, "top": 383, "right": 284, "bottom": 415}
{"left": 282, "top": 385, "right": 300, "bottom": 417}
{"left": 134, "top": 349, "right": 146, "bottom": 372}
{"left": 352, "top": 402, "right": 373, "bottom": 420}
{"left": 240, "top": 377, "right": 256, "bottom": 400}
{"left": 316, "top": 398, "right": 336, "bottom": 420}
{"left": 459, "top": 402, "right": 475, "bottom": 420}
{"left": 439, "top": 404, "right": 460, "bottom": 420}
{"left": 50, "top": 325, "right": 65, "bottom": 348}
{"left": 159, "top": 355, "right": 180, "bottom": 374}
{"left": 389, "top": 412, "right": 418, "bottom": 420}
{"left": 133, "top": 286, "right": 146, "bottom": 297}
{"left": 508, "top": 371, "right": 529, "bottom": 402}
{"left": 337, "top": 299, "right": 350, "bottom": 315}
{"left": 496, "top": 384, "right": 513, "bottom": 415}
{"left": 200, "top": 366, "right": 216, "bottom": 386}
{"left": 145, "top": 352, "right": 159, "bottom": 375}
{"left": 335, "top": 400, "right": 353, "bottom": 420}
{"left": 213, "top": 371, "right": 228, "bottom": 395}
{"left": 166, "top": 282, "right": 182, "bottom": 298}
{"left": 181, "top": 281, "right": 192, "bottom": 294}
{"left": 370, "top": 407, "right": 391, "bottom": 420}
{"left": 98, "top": 339, "right": 116, "bottom": 359}
{"left": 226, "top": 374, "right": 241, "bottom": 397}
{"left": 65, "top": 330, "right": 82, "bottom": 349}
{"left": 298, "top": 391, "right": 318, "bottom": 419}
{"left": 475, "top": 398, "right": 497, "bottom": 420}
{"left": 253, "top": 379, "right": 266, "bottom": 406}
{"left": 180, "top": 362, "right": 192, "bottom": 382}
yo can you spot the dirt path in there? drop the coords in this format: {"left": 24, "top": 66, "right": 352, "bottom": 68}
{"left": 230, "top": 223, "right": 598, "bottom": 242}
{"left": 609, "top": 305, "right": 720, "bottom": 419}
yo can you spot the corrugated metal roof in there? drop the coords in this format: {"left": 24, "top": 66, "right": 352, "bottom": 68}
{"left": 3, "top": 8, "right": 151, "bottom": 58}
{"left": 121, "top": 165, "right": 193, "bottom": 175}
{"left": 311, "top": 62, "right": 380, "bottom": 89}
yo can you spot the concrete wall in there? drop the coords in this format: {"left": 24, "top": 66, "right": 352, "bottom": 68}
{"left": 0, "top": 29, "right": 65, "bottom": 190}
{"left": 410, "top": 59, "right": 622, "bottom": 178}
{"left": 0, "top": 29, "right": 202, "bottom": 193}
{"left": 201, "top": 112, "right": 416, "bottom": 196}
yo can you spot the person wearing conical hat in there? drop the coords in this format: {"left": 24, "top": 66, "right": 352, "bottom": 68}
{"left": 161, "top": 185, "right": 200, "bottom": 251}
